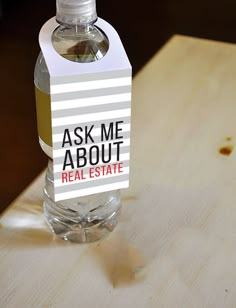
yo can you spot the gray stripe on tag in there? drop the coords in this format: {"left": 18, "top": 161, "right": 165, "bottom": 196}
{"left": 50, "top": 69, "right": 131, "bottom": 85}
{"left": 54, "top": 146, "right": 130, "bottom": 165}
{"left": 54, "top": 159, "right": 129, "bottom": 180}
{"left": 52, "top": 116, "right": 130, "bottom": 135}
{"left": 53, "top": 131, "right": 130, "bottom": 150}
{"left": 55, "top": 174, "right": 129, "bottom": 194}
{"left": 52, "top": 101, "right": 131, "bottom": 119}
{"left": 51, "top": 86, "right": 131, "bottom": 102}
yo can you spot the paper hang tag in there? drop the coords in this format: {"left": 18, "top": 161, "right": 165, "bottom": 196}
{"left": 39, "top": 17, "right": 132, "bottom": 202}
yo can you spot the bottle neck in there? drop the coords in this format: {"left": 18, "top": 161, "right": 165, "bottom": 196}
{"left": 56, "top": 16, "right": 97, "bottom": 28}
{"left": 56, "top": 21, "right": 96, "bottom": 34}
{"left": 51, "top": 17, "right": 109, "bottom": 63}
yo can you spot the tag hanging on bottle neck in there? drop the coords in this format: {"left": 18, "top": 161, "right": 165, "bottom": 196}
{"left": 39, "top": 17, "right": 132, "bottom": 202}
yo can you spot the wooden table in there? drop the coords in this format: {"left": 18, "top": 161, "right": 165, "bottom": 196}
{"left": 1, "top": 35, "right": 236, "bottom": 308}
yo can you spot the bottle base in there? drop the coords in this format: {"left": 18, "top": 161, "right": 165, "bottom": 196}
{"left": 43, "top": 203, "right": 121, "bottom": 243}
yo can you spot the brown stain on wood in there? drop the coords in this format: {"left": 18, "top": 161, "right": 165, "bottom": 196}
{"left": 219, "top": 145, "right": 234, "bottom": 156}
{"left": 92, "top": 236, "right": 146, "bottom": 288}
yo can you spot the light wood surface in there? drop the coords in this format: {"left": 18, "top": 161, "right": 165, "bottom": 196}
{"left": 1, "top": 35, "right": 236, "bottom": 307}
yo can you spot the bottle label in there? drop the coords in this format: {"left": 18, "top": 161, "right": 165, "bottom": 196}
{"left": 35, "top": 86, "right": 52, "bottom": 146}
{"left": 39, "top": 17, "right": 132, "bottom": 201}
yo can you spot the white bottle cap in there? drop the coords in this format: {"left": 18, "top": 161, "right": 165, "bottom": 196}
{"left": 56, "top": 0, "right": 97, "bottom": 25}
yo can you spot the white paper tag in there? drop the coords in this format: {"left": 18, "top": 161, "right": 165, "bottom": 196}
{"left": 39, "top": 17, "right": 132, "bottom": 201}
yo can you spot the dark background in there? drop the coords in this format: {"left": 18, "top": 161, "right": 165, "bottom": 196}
{"left": 0, "top": 0, "right": 236, "bottom": 213}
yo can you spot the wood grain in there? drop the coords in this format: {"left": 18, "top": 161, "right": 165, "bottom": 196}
{"left": 1, "top": 35, "right": 236, "bottom": 307}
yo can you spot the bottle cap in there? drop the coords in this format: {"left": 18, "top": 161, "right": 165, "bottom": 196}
{"left": 56, "top": 0, "right": 97, "bottom": 25}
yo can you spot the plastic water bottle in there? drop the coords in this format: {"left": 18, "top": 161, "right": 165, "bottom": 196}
{"left": 34, "top": 0, "right": 121, "bottom": 243}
